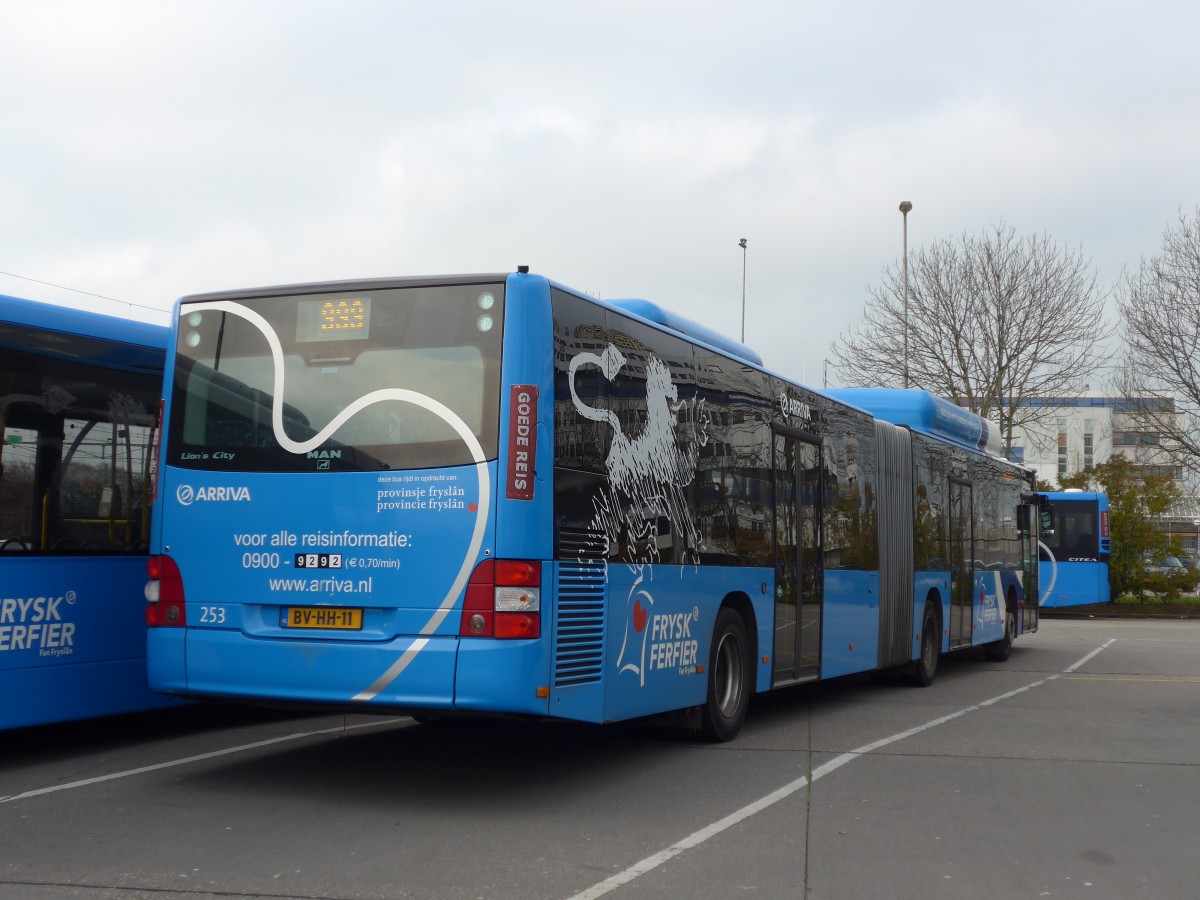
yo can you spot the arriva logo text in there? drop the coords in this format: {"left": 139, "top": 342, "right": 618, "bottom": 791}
{"left": 176, "top": 484, "right": 252, "bottom": 506}
{"left": 778, "top": 392, "right": 812, "bottom": 422}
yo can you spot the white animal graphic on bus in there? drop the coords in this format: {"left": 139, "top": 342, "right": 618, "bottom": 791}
{"left": 568, "top": 342, "right": 703, "bottom": 565}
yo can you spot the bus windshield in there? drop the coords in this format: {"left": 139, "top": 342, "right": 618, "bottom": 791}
{"left": 1040, "top": 499, "right": 1101, "bottom": 560}
{"left": 168, "top": 283, "right": 504, "bottom": 472}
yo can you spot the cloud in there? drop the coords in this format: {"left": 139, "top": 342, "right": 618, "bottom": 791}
{"left": 2, "top": 1, "right": 1199, "bottom": 386}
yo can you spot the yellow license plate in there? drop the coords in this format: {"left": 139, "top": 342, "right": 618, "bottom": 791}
{"left": 283, "top": 607, "right": 363, "bottom": 630}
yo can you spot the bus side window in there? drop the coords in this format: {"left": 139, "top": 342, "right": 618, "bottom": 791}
{"left": 0, "top": 424, "right": 38, "bottom": 551}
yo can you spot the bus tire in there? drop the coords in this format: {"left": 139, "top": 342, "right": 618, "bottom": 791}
{"left": 985, "top": 603, "right": 1016, "bottom": 662}
{"left": 912, "top": 603, "right": 939, "bottom": 687}
{"left": 699, "top": 607, "right": 751, "bottom": 742}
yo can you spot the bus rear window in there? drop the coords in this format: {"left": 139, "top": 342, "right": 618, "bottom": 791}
{"left": 168, "top": 283, "right": 503, "bottom": 472}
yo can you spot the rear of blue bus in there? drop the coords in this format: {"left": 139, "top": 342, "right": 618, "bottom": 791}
{"left": 146, "top": 274, "right": 557, "bottom": 716}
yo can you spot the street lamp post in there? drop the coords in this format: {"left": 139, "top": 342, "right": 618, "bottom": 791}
{"left": 739, "top": 238, "right": 748, "bottom": 343}
{"left": 899, "top": 201, "right": 912, "bottom": 389}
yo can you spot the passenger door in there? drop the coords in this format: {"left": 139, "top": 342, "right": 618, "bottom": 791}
{"left": 772, "top": 429, "right": 822, "bottom": 684}
{"left": 948, "top": 478, "right": 974, "bottom": 649}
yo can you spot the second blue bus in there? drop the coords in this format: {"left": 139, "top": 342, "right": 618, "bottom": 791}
{"left": 1038, "top": 491, "right": 1111, "bottom": 608}
{"left": 1, "top": 294, "right": 173, "bottom": 729}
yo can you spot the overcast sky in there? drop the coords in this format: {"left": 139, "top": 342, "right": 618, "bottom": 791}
{"left": 4, "top": 1, "right": 1198, "bottom": 387}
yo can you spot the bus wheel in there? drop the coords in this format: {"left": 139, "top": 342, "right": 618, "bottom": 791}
{"left": 699, "top": 607, "right": 751, "bottom": 742}
{"left": 912, "top": 603, "right": 939, "bottom": 687}
{"left": 985, "top": 605, "right": 1016, "bottom": 662}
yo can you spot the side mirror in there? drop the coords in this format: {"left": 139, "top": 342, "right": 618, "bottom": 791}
{"left": 1038, "top": 496, "right": 1054, "bottom": 535}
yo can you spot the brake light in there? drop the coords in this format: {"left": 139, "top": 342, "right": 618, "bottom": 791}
{"left": 1100, "top": 510, "right": 1110, "bottom": 539}
{"left": 144, "top": 555, "right": 186, "bottom": 627}
{"left": 495, "top": 560, "right": 540, "bottom": 586}
{"left": 494, "top": 611, "right": 539, "bottom": 639}
{"left": 460, "top": 559, "right": 541, "bottom": 639}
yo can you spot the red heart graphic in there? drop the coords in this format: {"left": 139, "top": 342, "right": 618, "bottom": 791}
{"left": 468, "top": 502, "right": 478, "bottom": 512}
{"left": 633, "top": 600, "right": 648, "bottom": 633}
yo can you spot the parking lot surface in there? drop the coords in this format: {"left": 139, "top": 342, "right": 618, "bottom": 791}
{"left": 2, "top": 618, "right": 1197, "bottom": 899}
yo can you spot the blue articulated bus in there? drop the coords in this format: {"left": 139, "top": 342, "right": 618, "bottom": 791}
{"left": 145, "top": 272, "right": 1040, "bottom": 741}
{"left": 825, "top": 388, "right": 1041, "bottom": 642}
{"left": 1038, "top": 491, "right": 1111, "bottom": 607}
{"left": 0, "top": 294, "right": 174, "bottom": 729}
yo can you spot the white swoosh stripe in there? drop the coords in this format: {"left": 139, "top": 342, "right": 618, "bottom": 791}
{"left": 186, "top": 301, "right": 491, "bottom": 702}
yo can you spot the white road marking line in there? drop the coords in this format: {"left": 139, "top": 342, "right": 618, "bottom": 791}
{"left": 566, "top": 640, "right": 1117, "bottom": 900}
{"left": 0, "top": 718, "right": 405, "bottom": 804}
{"left": 1063, "top": 639, "right": 1116, "bottom": 672}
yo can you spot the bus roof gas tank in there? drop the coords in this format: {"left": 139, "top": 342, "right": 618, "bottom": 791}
{"left": 605, "top": 298, "right": 764, "bottom": 367}
{"left": 826, "top": 388, "right": 1003, "bottom": 456}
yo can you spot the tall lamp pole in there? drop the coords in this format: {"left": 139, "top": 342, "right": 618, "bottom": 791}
{"left": 899, "top": 201, "right": 912, "bottom": 389}
{"left": 739, "top": 238, "right": 748, "bottom": 343}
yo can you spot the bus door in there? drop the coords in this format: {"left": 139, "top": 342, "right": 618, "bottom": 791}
{"left": 772, "top": 428, "right": 822, "bottom": 685}
{"left": 948, "top": 478, "right": 973, "bottom": 649}
{"left": 1023, "top": 496, "right": 1045, "bottom": 632}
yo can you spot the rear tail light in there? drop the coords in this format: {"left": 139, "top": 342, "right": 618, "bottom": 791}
{"left": 460, "top": 559, "right": 541, "bottom": 639}
{"left": 145, "top": 555, "right": 186, "bottom": 627}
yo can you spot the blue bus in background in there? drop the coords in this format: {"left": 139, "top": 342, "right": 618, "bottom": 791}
{"left": 145, "top": 272, "right": 1041, "bottom": 741}
{"left": 1038, "top": 491, "right": 1111, "bottom": 607}
{"left": 0, "top": 294, "right": 174, "bottom": 729}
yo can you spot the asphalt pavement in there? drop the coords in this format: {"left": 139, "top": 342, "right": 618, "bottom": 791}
{"left": 1, "top": 618, "right": 1197, "bottom": 899}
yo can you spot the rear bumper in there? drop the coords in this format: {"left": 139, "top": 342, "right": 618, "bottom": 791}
{"left": 148, "top": 628, "right": 551, "bottom": 716}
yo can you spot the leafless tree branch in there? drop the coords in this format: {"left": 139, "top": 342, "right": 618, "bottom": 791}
{"left": 831, "top": 222, "right": 1114, "bottom": 452}
{"left": 1116, "top": 206, "right": 1200, "bottom": 478}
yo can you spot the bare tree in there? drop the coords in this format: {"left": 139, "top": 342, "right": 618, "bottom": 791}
{"left": 831, "top": 222, "right": 1113, "bottom": 452}
{"left": 1117, "top": 206, "right": 1200, "bottom": 478}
